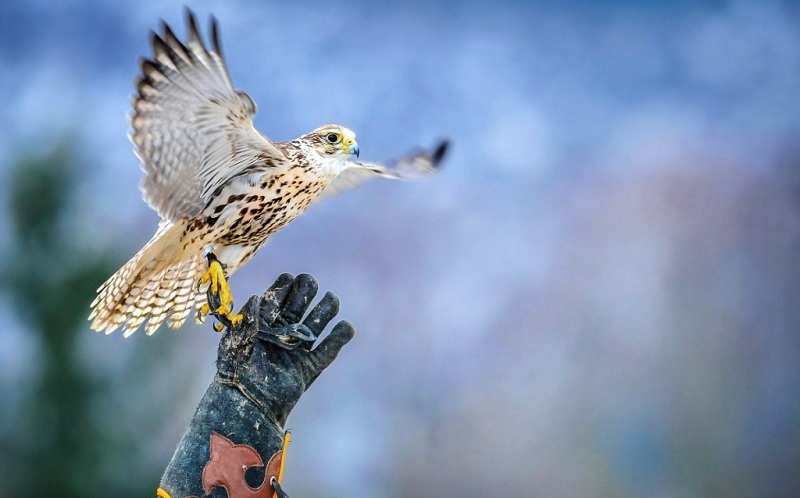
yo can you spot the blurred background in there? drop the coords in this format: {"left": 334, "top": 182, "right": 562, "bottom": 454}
{"left": 1, "top": 0, "right": 799, "bottom": 496}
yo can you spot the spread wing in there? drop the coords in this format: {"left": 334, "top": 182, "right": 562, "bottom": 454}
{"left": 322, "top": 140, "right": 449, "bottom": 198}
{"left": 131, "top": 10, "right": 285, "bottom": 222}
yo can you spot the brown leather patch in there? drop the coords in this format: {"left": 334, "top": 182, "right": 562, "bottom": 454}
{"left": 189, "top": 431, "right": 280, "bottom": 498}
{"left": 265, "top": 449, "right": 283, "bottom": 487}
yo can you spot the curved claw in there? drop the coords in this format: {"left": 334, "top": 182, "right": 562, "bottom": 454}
{"left": 198, "top": 252, "right": 242, "bottom": 331}
{"left": 213, "top": 311, "right": 243, "bottom": 331}
{"left": 195, "top": 303, "right": 210, "bottom": 324}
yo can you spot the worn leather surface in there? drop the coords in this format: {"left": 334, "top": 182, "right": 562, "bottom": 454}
{"left": 159, "top": 274, "right": 355, "bottom": 498}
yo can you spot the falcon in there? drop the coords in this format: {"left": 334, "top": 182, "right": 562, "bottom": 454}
{"left": 89, "top": 10, "right": 448, "bottom": 337}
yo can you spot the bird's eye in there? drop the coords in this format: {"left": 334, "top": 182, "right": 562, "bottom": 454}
{"left": 326, "top": 133, "right": 340, "bottom": 144}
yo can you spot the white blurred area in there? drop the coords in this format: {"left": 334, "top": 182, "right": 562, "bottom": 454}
{"left": 1, "top": 0, "right": 799, "bottom": 496}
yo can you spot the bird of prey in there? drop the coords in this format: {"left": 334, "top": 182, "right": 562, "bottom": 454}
{"left": 89, "top": 10, "right": 448, "bottom": 337}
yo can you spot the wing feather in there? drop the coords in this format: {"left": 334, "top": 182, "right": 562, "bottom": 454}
{"left": 132, "top": 9, "right": 284, "bottom": 222}
{"left": 322, "top": 140, "right": 449, "bottom": 198}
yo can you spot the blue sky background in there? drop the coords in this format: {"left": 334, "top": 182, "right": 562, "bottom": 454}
{"left": 1, "top": 0, "right": 799, "bottom": 496}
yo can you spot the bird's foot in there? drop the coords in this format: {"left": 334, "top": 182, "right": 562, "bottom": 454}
{"left": 197, "top": 253, "right": 243, "bottom": 331}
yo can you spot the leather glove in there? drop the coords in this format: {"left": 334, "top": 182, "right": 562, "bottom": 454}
{"left": 158, "top": 273, "right": 355, "bottom": 498}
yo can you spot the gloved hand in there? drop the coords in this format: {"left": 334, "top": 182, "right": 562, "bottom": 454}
{"left": 158, "top": 273, "right": 355, "bottom": 498}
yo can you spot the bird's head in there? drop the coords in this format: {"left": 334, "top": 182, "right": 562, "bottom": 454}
{"left": 303, "top": 124, "right": 360, "bottom": 160}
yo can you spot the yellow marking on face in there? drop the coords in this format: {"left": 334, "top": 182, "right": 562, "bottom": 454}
{"left": 341, "top": 134, "right": 359, "bottom": 156}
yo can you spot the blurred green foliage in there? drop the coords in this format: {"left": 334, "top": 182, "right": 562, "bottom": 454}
{"left": 0, "top": 144, "right": 171, "bottom": 497}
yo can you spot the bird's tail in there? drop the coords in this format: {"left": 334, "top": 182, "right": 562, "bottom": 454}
{"left": 89, "top": 221, "right": 205, "bottom": 337}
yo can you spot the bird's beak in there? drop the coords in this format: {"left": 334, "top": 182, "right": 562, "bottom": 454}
{"left": 344, "top": 138, "right": 360, "bottom": 158}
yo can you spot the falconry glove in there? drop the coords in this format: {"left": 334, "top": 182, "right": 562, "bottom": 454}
{"left": 158, "top": 273, "right": 355, "bottom": 498}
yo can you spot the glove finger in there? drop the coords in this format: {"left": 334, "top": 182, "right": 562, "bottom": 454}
{"left": 304, "top": 320, "right": 355, "bottom": 383}
{"left": 302, "top": 291, "right": 339, "bottom": 336}
{"left": 280, "top": 273, "right": 318, "bottom": 324}
{"left": 259, "top": 273, "right": 295, "bottom": 326}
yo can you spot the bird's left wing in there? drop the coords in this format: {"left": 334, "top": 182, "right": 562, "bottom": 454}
{"left": 132, "top": 10, "right": 285, "bottom": 222}
{"left": 321, "top": 140, "right": 449, "bottom": 198}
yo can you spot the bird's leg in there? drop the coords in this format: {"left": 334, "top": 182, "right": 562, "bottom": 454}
{"left": 197, "top": 252, "right": 243, "bottom": 331}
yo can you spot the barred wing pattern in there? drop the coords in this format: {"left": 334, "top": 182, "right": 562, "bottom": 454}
{"left": 132, "top": 11, "right": 285, "bottom": 222}
{"left": 90, "top": 9, "right": 450, "bottom": 337}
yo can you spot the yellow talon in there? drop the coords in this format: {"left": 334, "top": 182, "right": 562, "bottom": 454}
{"left": 195, "top": 294, "right": 212, "bottom": 325}
{"left": 198, "top": 253, "right": 242, "bottom": 331}
{"left": 199, "top": 257, "right": 224, "bottom": 294}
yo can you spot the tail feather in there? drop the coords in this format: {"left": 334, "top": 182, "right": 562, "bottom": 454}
{"left": 145, "top": 260, "right": 199, "bottom": 335}
{"left": 123, "top": 267, "right": 167, "bottom": 336}
{"left": 90, "top": 221, "right": 205, "bottom": 337}
{"left": 144, "top": 265, "right": 180, "bottom": 334}
{"left": 167, "top": 262, "right": 206, "bottom": 329}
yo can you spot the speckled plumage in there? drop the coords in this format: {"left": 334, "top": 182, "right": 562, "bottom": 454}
{"left": 89, "top": 10, "right": 448, "bottom": 337}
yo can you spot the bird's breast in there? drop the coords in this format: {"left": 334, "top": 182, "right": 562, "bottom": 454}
{"left": 199, "top": 169, "right": 331, "bottom": 248}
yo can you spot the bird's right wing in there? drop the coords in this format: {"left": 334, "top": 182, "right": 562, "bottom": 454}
{"left": 321, "top": 140, "right": 449, "bottom": 199}
{"left": 131, "top": 10, "right": 286, "bottom": 222}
